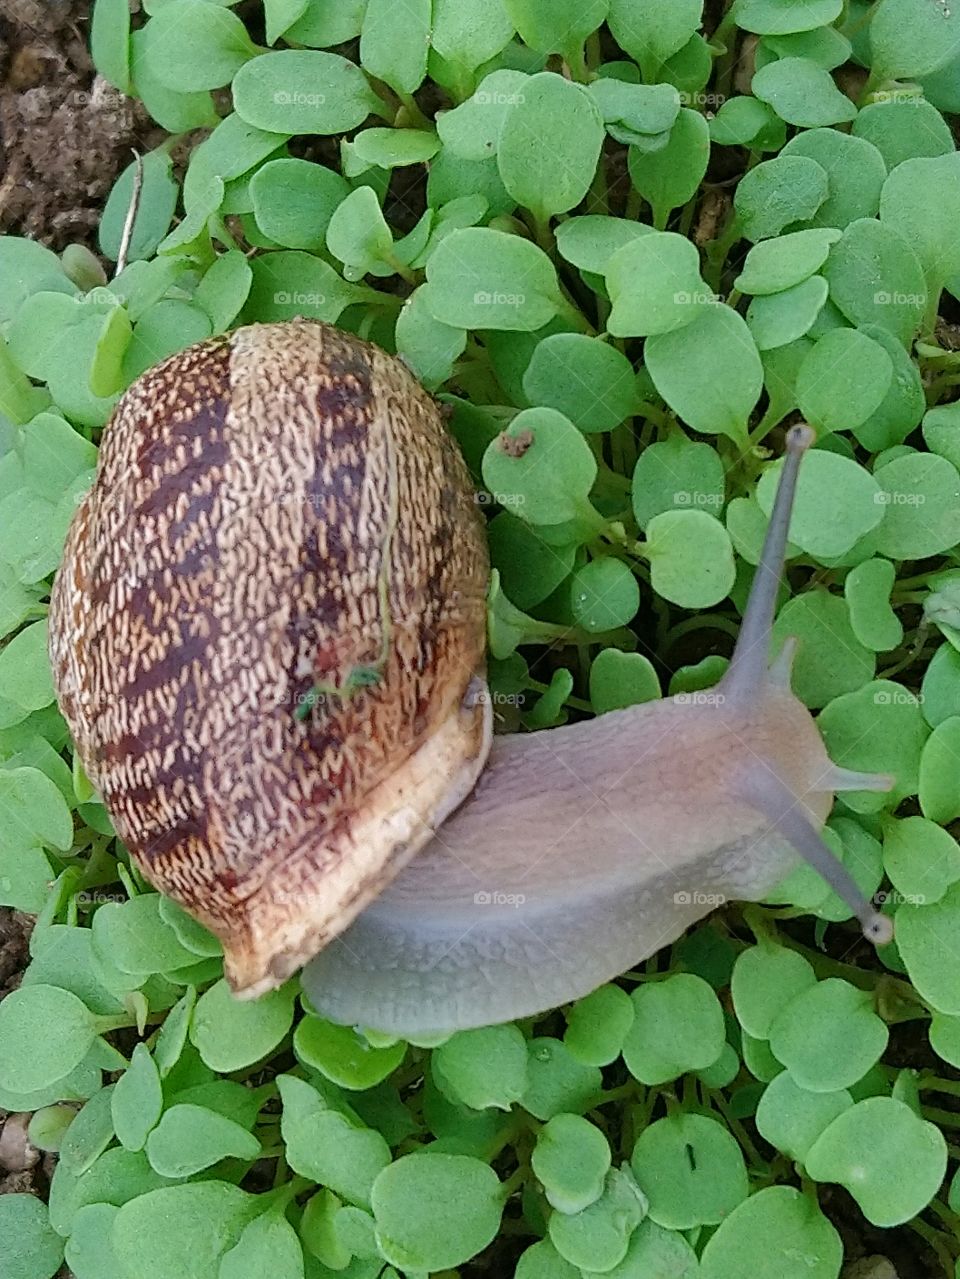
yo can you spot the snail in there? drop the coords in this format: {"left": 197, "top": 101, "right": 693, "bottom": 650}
{"left": 49, "top": 319, "right": 893, "bottom": 1036}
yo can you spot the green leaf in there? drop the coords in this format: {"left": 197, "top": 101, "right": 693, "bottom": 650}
{"left": 631, "top": 1112, "right": 748, "bottom": 1229}
{"left": 756, "top": 449, "right": 883, "bottom": 560}
{"left": 522, "top": 1038, "right": 602, "bottom": 1119}
{"left": 522, "top": 334, "right": 636, "bottom": 432}
{"left": 532, "top": 1114, "right": 611, "bottom": 1214}
{"left": 853, "top": 98, "right": 955, "bottom": 170}
{"left": 845, "top": 557, "right": 903, "bottom": 651}
{"left": 627, "top": 109, "right": 710, "bottom": 229}
{"left": 734, "top": 0, "right": 841, "bottom": 34}
{"left": 504, "top": 0, "right": 607, "bottom": 56}
{"left": 796, "top": 329, "right": 893, "bottom": 434}
{"left": 563, "top": 984, "right": 635, "bottom": 1066}
{"left": 869, "top": 0, "right": 960, "bottom": 79}
{"left": 145, "top": 1103, "right": 260, "bottom": 1177}
{"left": 99, "top": 151, "right": 178, "bottom": 263}
{"left": 589, "top": 79, "right": 681, "bottom": 146}
{"left": 195, "top": 251, "right": 253, "bottom": 334}
{"left": 430, "top": 0, "right": 514, "bottom": 77}
{"left": 142, "top": 0, "right": 257, "bottom": 91}
{"left": 497, "top": 74, "right": 603, "bottom": 221}
{"left": 279, "top": 1074, "right": 390, "bottom": 1206}
{"left": 589, "top": 650, "right": 660, "bottom": 713}
{"left": 631, "top": 432, "right": 725, "bottom": 529}
{"left": 91, "top": 0, "right": 132, "bottom": 93}
{"left": 746, "top": 275, "right": 828, "bottom": 350}
{"left": 710, "top": 94, "right": 786, "bottom": 150}
{"left": 191, "top": 979, "right": 296, "bottom": 1071}
{"left": 919, "top": 715, "right": 960, "bottom": 823}
{"left": 395, "top": 286, "right": 466, "bottom": 388}
{"left": 608, "top": 0, "right": 704, "bottom": 71}
{"left": 880, "top": 153, "right": 960, "bottom": 285}
{"left": 555, "top": 215, "right": 652, "bottom": 275}
{"left": 752, "top": 57, "right": 856, "bottom": 127}
{"left": 735, "top": 228, "right": 840, "bottom": 295}
{"left": 606, "top": 231, "right": 711, "bottom": 337}
{"left": 232, "top": 50, "right": 380, "bottom": 135}
{"left": 781, "top": 129, "right": 887, "bottom": 230}
{"left": 0, "top": 620, "right": 54, "bottom": 713}
{"left": 698, "top": 1186, "right": 841, "bottom": 1279}
{"left": 818, "top": 679, "right": 926, "bottom": 809}
{"left": 220, "top": 1210, "right": 306, "bottom": 1279}
{"left": 822, "top": 218, "right": 927, "bottom": 344}
{"left": 873, "top": 452, "right": 960, "bottom": 559}
{"left": 482, "top": 407, "right": 597, "bottom": 524}
{"left": 129, "top": 29, "right": 219, "bottom": 133}
{"left": 755, "top": 1073, "right": 853, "bottom": 1164}
{"left": 371, "top": 1153, "right": 503, "bottom": 1271}
{"left": 111, "top": 1043, "right": 163, "bottom": 1151}
{"left": 731, "top": 945, "right": 817, "bottom": 1039}
{"left": 768, "top": 978, "right": 888, "bottom": 1092}
{"left": 548, "top": 1167, "right": 647, "bottom": 1273}
{"left": 249, "top": 159, "right": 349, "bottom": 252}
{"left": 645, "top": 509, "right": 736, "bottom": 608}
{"left": 805, "top": 1097, "right": 946, "bottom": 1226}
{"left": 734, "top": 155, "right": 829, "bottom": 241}
{"left": 294, "top": 1016, "right": 405, "bottom": 1089}
{"left": 112, "top": 1182, "right": 259, "bottom": 1279}
{"left": 326, "top": 187, "right": 395, "bottom": 277}
{"left": 284, "top": 0, "right": 366, "bottom": 46}
{"left": 360, "top": 0, "right": 430, "bottom": 95}
{"left": 0, "top": 1193, "right": 64, "bottom": 1279}
{"left": 424, "top": 227, "right": 562, "bottom": 331}
{"left": 0, "top": 985, "right": 99, "bottom": 1093}
{"left": 92, "top": 895, "right": 198, "bottom": 976}
{"left": 622, "top": 974, "right": 725, "bottom": 1085}
{"left": 566, "top": 558, "right": 637, "bottom": 632}
{"left": 433, "top": 1024, "right": 528, "bottom": 1110}
{"left": 0, "top": 766, "right": 73, "bottom": 851}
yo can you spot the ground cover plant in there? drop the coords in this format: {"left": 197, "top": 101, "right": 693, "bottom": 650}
{"left": 4, "top": 0, "right": 960, "bottom": 1274}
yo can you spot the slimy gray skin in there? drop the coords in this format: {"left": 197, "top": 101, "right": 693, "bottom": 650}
{"left": 49, "top": 322, "right": 892, "bottom": 1035}
{"left": 303, "top": 424, "right": 893, "bottom": 1035}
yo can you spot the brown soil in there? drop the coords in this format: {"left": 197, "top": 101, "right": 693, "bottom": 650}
{"left": 0, "top": 0, "right": 164, "bottom": 249}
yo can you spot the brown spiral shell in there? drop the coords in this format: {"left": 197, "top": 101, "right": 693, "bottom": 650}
{"left": 49, "top": 320, "right": 491, "bottom": 997}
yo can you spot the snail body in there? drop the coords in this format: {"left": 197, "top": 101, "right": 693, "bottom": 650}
{"left": 50, "top": 320, "right": 892, "bottom": 1033}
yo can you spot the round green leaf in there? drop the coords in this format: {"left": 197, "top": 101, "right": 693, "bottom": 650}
{"left": 497, "top": 74, "right": 604, "bottom": 221}
{"left": 872, "top": 452, "right": 960, "bottom": 559}
{"left": 844, "top": 557, "right": 903, "bottom": 651}
{"left": 631, "top": 432, "right": 725, "bottom": 530}
{"left": 563, "top": 984, "right": 635, "bottom": 1066}
{"left": 522, "top": 1038, "right": 602, "bottom": 1120}
{"left": 482, "top": 407, "right": 597, "bottom": 525}
{"left": 522, "top": 334, "right": 637, "bottom": 432}
{"left": 570, "top": 558, "right": 640, "bottom": 632}
{"left": 112, "top": 1181, "right": 258, "bottom": 1279}
{"left": 870, "top": 0, "right": 960, "bottom": 79}
{"left": 232, "top": 50, "right": 380, "bottom": 135}
{"left": 735, "top": 228, "right": 840, "bottom": 295}
{"left": 709, "top": 94, "right": 786, "bottom": 149}
{"left": 371, "top": 1153, "right": 502, "bottom": 1271}
{"left": 111, "top": 1043, "right": 163, "bottom": 1152}
{"left": 555, "top": 215, "right": 653, "bottom": 275}
{"left": 645, "top": 304, "right": 763, "bottom": 443}
{"left": 805, "top": 1097, "right": 947, "bottom": 1226}
{"left": 645, "top": 509, "right": 736, "bottom": 608}
{"left": 142, "top": 0, "right": 257, "bottom": 91}
{"left": 919, "top": 715, "right": 960, "bottom": 823}
{"left": 880, "top": 153, "right": 960, "bottom": 284}
{"left": 853, "top": 98, "right": 954, "bottom": 170}
{"left": 699, "top": 1185, "right": 840, "bottom": 1279}
{"left": 818, "top": 679, "right": 927, "bottom": 810}
{"left": 756, "top": 449, "right": 883, "bottom": 560}
{"left": 822, "top": 218, "right": 927, "bottom": 344}
{"left": 145, "top": 1103, "right": 261, "bottom": 1177}
{"left": 99, "top": 151, "right": 178, "bottom": 264}
{"left": 731, "top": 944, "right": 817, "bottom": 1040}
{"left": 249, "top": 158, "right": 349, "bottom": 251}
{"left": 589, "top": 650, "right": 661, "bottom": 714}
{"left": 627, "top": 108, "right": 710, "bottom": 228}
{"left": 755, "top": 1073, "right": 853, "bottom": 1164}
{"left": 606, "top": 231, "right": 711, "bottom": 337}
{"left": 279, "top": 1075, "right": 390, "bottom": 1207}
{"left": 432, "top": 1024, "right": 528, "bottom": 1110}
{"left": 424, "top": 227, "right": 562, "bottom": 331}
{"left": 0, "top": 985, "right": 98, "bottom": 1094}
{"left": 632, "top": 1112, "right": 747, "bottom": 1229}
{"left": 796, "top": 329, "right": 893, "bottom": 434}
{"left": 533, "top": 1114, "right": 611, "bottom": 1214}
{"left": 734, "top": 155, "right": 828, "bottom": 241}
{"left": 734, "top": 0, "right": 841, "bottom": 34}
{"left": 752, "top": 58, "right": 856, "bottom": 127}
{"left": 547, "top": 1167, "right": 648, "bottom": 1274}
{"left": 359, "top": 0, "right": 430, "bottom": 96}
{"left": 190, "top": 978, "right": 295, "bottom": 1071}
{"left": 746, "top": 275, "right": 828, "bottom": 350}
{"left": 768, "top": 978, "right": 888, "bottom": 1092}
{"left": 0, "top": 1193, "right": 64, "bottom": 1279}
{"left": 622, "top": 973, "right": 725, "bottom": 1086}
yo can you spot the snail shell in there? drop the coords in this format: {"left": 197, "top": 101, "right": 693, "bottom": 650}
{"left": 49, "top": 320, "right": 491, "bottom": 997}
